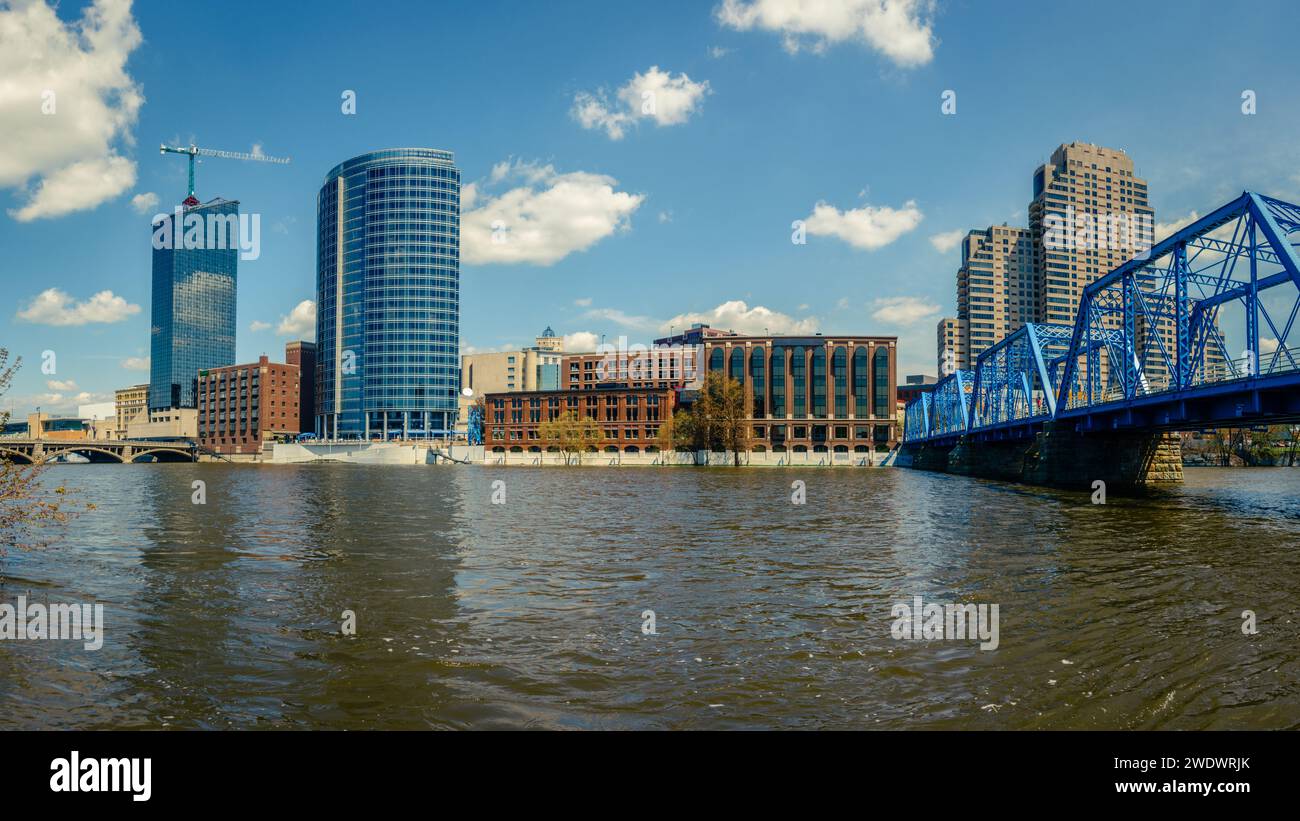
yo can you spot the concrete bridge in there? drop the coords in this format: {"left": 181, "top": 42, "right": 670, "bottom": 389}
{"left": 0, "top": 438, "right": 197, "bottom": 464}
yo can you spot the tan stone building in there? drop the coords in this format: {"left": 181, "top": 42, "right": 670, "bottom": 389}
{"left": 115, "top": 384, "right": 149, "bottom": 437}
{"left": 459, "top": 328, "right": 568, "bottom": 428}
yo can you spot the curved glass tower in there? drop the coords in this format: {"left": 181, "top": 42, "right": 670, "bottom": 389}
{"left": 315, "top": 149, "right": 460, "bottom": 439}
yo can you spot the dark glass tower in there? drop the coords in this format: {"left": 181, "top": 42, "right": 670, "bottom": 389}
{"left": 149, "top": 198, "right": 239, "bottom": 411}
{"left": 315, "top": 149, "right": 460, "bottom": 439}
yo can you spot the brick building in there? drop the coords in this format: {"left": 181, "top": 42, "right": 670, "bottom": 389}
{"left": 285, "top": 340, "right": 316, "bottom": 435}
{"left": 484, "top": 387, "right": 676, "bottom": 453}
{"left": 699, "top": 334, "right": 898, "bottom": 455}
{"left": 197, "top": 355, "right": 301, "bottom": 454}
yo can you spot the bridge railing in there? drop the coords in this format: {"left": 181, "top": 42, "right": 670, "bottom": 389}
{"left": 902, "top": 392, "right": 932, "bottom": 443}
{"left": 968, "top": 323, "right": 1074, "bottom": 432}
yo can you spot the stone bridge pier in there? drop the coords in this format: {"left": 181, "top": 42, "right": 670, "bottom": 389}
{"left": 905, "top": 423, "right": 1183, "bottom": 493}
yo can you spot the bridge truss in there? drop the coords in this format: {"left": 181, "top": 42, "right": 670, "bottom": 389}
{"left": 904, "top": 191, "right": 1300, "bottom": 444}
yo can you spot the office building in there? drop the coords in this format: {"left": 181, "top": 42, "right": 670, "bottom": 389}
{"left": 459, "top": 327, "right": 566, "bottom": 428}
{"left": 197, "top": 355, "right": 300, "bottom": 455}
{"left": 115, "top": 384, "right": 149, "bottom": 437}
{"left": 316, "top": 149, "right": 460, "bottom": 439}
{"left": 149, "top": 197, "right": 239, "bottom": 411}
{"left": 699, "top": 333, "right": 898, "bottom": 454}
{"left": 484, "top": 387, "right": 676, "bottom": 453}
{"left": 285, "top": 340, "right": 316, "bottom": 435}
{"left": 939, "top": 225, "right": 1034, "bottom": 370}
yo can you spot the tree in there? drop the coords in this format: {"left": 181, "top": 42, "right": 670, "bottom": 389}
{"left": 677, "top": 373, "right": 749, "bottom": 465}
{"left": 0, "top": 349, "right": 91, "bottom": 554}
{"left": 537, "top": 410, "right": 600, "bottom": 465}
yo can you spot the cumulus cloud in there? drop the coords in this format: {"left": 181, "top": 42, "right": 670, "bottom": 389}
{"left": 1, "top": 0, "right": 144, "bottom": 221}
{"left": 16, "top": 288, "right": 140, "bottom": 326}
{"left": 803, "top": 199, "right": 922, "bottom": 250}
{"left": 929, "top": 229, "right": 965, "bottom": 253}
{"left": 563, "top": 331, "right": 601, "bottom": 352}
{"left": 869, "top": 295, "right": 939, "bottom": 325}
{"left": 249, "top": 320, "right": 272, "bottom": 332}
{"left": 46, "top": 379, "right": 77, "bottom": 391}
{"left": 276, "top": 300, "right": 315, "bottom": 339}
{"left": 716, "top": 0, "right": 937, "bottom": 67}
{"left": 462, "top": 160, "right": 644, "bottom": 266}
{"left": 662, "top": 300, "right": 818, "bottom": 335}
{"left": 121, "top": 354, "right": 149, "bottom": 370}
{"left": 573, "top": 66, "right": 711, "bottom": 140}
{"left": 130, "top": 191, "right": 159, "bottom": 214}
{"left": 583, "top": 307, "right": 659, "bottom": 330}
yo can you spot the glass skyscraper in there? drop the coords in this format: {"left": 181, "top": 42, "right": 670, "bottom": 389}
{"left": 315, "top": 148, "right": 460, "bottom": 439}
{"left": 149, "top": 197, "right": 239, "bottom": 411}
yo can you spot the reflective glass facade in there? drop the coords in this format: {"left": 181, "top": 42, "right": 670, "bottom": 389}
{"left": 316, "top": 149, "right": 460, "bottom": 438}
{"left": 149, "top": 198, "right": 239, "bottom": 411}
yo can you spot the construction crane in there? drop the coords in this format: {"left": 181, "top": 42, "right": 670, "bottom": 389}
{"left": 159, "top": 142, "right": 291, "bottom": 202}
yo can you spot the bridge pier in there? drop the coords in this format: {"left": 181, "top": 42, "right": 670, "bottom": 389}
{"left": 904, "top": 423, "right": 1182, "bottom": 493}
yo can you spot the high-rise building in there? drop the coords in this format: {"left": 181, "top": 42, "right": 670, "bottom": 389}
{"left": 935, "top": 317, "right": 968, "bottom": 374}
{"left": 938, "top": 225, "right": 1034, "bottom": 370}
{"left": 285, "top": 340, "right": 316, "bottom": 435}
{"left": 1028, "top": 142, "right": 1153, "bottom": 326}
{"left": 316, "top": 149, "right": 461, "bottom": 439}
{"left": 149, "top": 198, "right": 239, "bottom": 410}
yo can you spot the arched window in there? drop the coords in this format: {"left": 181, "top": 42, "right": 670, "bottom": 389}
{"left": 790, "top": 346, "right": 806, "bottom": 418}
{"left": 709, "top": 347, "right": 724, "bottom": 372}
{"left": 729, "top": 348, "right": 744, "bottom": 386}
{"left": 811, "top": 347, "right": 826, "bottom": 419}
{"left": 770, "top": 347, "right": 785, "bottom": 417}
{"left": 750, "top": 348, "right": 766, "bottom": 419}
{"left": 853, "top": 348, "right": 869, "bottom": 418}
{"left": 873, "top": 347, "right": 890, "bottom": 418}
{"left": 832, "top": 347, "right": 847, "bottom": 418}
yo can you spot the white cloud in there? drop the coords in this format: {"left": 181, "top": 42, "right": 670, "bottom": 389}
{"left": 249, "top": 320, "right": 272, "bottom": 332}
{"left": 121, "top": 355, "right": 149, "bottom": 371}
{"left": 803, "top": 199, "right": 922, "bottom": 250}
{"left": 1260, "top": 336, "right": 1280, "bottom": 354}
{"left": 662, "top": 300, "right": 818, "bottom": 335}
{"left": 574, "top": 297, "right": 593, "bottom": 307}
{"left": 836, "top": 297, "right": 850, "bottom": 309}
{"left": 46, "top": 379, "right": 77, "bottom": 391}
{"left": 276, "top": 300, "right": 315, "bottom": 339}
{"left": 16, "top": 288, "right": 140, "bottom": 326}
{"left": 658, "top": 210, "right": 673, "bottom": 223}
{"left": 583, "top": 307, "right": 660, "bottom": 330}
{"left": 929, "top": 229, "right": 965, "bottom": 253}
{"left": 1154, "top": 211, "right": 1199, "bottom": 240}
{"left": 462, "top": 160, "right": 644, "bottom": 266}
{"left": 708, "top": 45, "right": 732, "bottom": 59}
{"left": 716, "top": 0, "right": 937, "bottom": 67}
{"left": 870, "top": 295, "right": 939, "bottom": 325}
{"left": 563, "top": 331, "right": 601, "bottom": 352}
{"left": 573, "top": 66, "right": 711, "bottom": 140}
{"left": 0, "top": 0, "right": 144, "bottom": 221}
{"left": 130, "top": 191, "right": 159, "bottom": 215}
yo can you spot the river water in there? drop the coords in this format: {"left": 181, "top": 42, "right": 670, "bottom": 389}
{"left": 1, "top": 464, "right": 1297, "bottom": 730}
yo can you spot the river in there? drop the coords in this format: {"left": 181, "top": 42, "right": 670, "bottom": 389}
{"left": 1, "top": 464, "right": 1297, "bottom": 729}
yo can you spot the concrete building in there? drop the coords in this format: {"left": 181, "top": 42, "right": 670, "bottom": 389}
{"left": 115, "top": 384, "right": 149, "bottom": 438}
{"left": 285, "top": 341, "right": 316, "bottom": 435}
{"left": 77, "top": 401, "right": 118, "bottom": 440}
{"left": 484, "top": 387, "right": 676, "bottom": 454}
{"left": 127, "top": 408, "right": 198, "bottom": 440}
{"left": 197, "top": 355, "right": 300, "bottom": 455}
{"left": 458, "top": 328, "right": 566, "bottom": 428}
{"left": 940, "top": 225, "right": 1034, "bottom": 370}
{"left": 936, "top": 317, "right": 968, "bottom": 374}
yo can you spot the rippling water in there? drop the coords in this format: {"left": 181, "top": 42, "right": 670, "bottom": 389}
{"left": 1, "top": 464, "right": 1297, "bottom": 729}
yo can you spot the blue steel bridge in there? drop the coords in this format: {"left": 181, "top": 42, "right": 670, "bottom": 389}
{"left": 904, "top": 192, "right": 1300, "bottom": 447}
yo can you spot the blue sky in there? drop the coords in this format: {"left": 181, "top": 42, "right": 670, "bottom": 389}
{"left": 2, "top": 0, "right": 1299, "bottom": 416}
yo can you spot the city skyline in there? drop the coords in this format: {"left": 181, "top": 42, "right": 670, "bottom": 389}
{"left": 4, "top": 0, "right": 1300, "bottom": 418}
